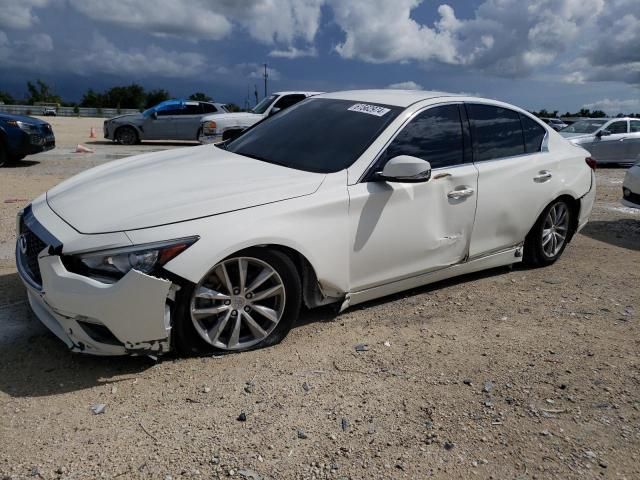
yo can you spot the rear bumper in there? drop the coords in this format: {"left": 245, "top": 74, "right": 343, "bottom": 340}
{"left": 577, "top": 171, "right": 596, "bottom": 232}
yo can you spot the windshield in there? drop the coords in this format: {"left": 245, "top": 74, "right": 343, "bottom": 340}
{"left": 251, "top": 94, "right": 278, "bottom": 115}
{"left": 226, "top": 98, "right": 403, "bottom": 173}
{"left": 561, "top": 119, "right": 607, "bottom": 134}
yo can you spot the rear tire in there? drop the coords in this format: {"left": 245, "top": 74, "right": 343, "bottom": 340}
{"left": 115, "top": 126, "right": 139, "bottom": 145}
{"left": 173, "top": 248, "right": 302, "bottom": 356}
{"left": 523, "top": 198, "right": 572, "bottom": 267}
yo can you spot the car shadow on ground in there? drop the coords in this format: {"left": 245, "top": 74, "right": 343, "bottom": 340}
{"left": 3, "top": 160, "right": 40, "bottom": 168}
{"left": 580, "top": 219, "right": 640, "bottom": 251}
{"left": 0, "top": 271, "right": 157, "bottom": 398}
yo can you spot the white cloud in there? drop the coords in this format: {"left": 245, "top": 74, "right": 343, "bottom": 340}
{"left": 386, "top": 81, "right": 423, "bottom": 90}
{"left": 0, "top": 0, "right": 49, "bottom": 29}
{"left": 67, "top": 0, "right": 323, "bottom": 51}
{"left": 583, "top": 98, "right": 640, "bottom": 114}
{"left": 0, "top": 30, "right": 54, "bottom": 70}
{"left": 69, "top": 34, "right": 207, "bottom": 78}
{"left": 269, "top": 46, "right": 317, "bottom": 59}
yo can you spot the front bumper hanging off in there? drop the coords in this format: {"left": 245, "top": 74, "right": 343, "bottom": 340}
{"left": 17, "top": 207, "right": 175, "bottom": 356}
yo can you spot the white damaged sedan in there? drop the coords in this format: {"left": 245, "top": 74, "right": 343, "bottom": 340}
{"left": 16, "top": 90, "right": 596, "bottom": 356}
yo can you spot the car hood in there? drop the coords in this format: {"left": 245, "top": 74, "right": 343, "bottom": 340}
{"left": 46, "top": 145, "right": 325, "bottom": 234}
{"left": 108, "top": 113, "right": 143, "bottom": 122}
{"left": 202, "top": 112, "right": 262, "bottom": 125}
{"left": 0, "top": 113, "right": 49, "bottom": 125}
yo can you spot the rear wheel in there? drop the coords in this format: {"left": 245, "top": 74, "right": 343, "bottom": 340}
{"left": 115, "top": 126, "right": 139, "bottom": 145}
{"left": 523, "top": 198, "right": 572, "bottom": 267}
{"left": 173, "top": 248, "right": 301, "bottom": 356}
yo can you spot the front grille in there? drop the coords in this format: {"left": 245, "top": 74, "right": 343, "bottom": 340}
{"left": 18, "top": 219, "right": 47, "bottom": 287}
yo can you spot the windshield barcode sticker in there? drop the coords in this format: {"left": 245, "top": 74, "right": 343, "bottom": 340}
{"left": 348, "top": 103, "right": 391, "bottom": 117}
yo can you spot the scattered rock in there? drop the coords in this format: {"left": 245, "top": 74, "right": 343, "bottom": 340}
{"left": 90, "top": 404, "right": 106, "bottom": 415}
{"left": 297, "top": 429, "right": 308, "bottom": 439}
{"left": 383, "top": 341, "right": 391, "bottom": 347}
{"left": 355, "top": 343, "right": 369, "bottom": 352}
{"left": 238, "top": 469, "right": 261, "bottom": 479}
{"left": 599, "top": 461, "right": 608, "bottom": 468}
{"left": 463, "top": 379, "right": 472, "bottom": 386}
{"left": 483, "top": 400, "right": 493, "bottom": 408}
{"left": 341, "top": 418, "right": 349, "bottom": 431}
{"left": 302, "top": 382, "right": 311, "bottom": 392}
{"left": 540, "top": 430, "right": 551, "bottom": 436}
{"left": 244, "top": 382, "right": 254, "bottom": 394}
{"left": 237, "top": 412, "right": 247, "bottom": 422}
{"left": 443, "top": 441, "right": 455, "bottom": 450}
{"left": 483, "top": 381, "right": 493, "bottom": 393}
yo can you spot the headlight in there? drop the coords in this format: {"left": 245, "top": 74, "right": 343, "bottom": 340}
{"left": 6, "top": 120, "right": 36, "bottom": 132}
{"left": 71, "top": 236, "right": 199, "bottom": 278}
{"left": 202, "top": 121, "right": 217, "bottom": 135}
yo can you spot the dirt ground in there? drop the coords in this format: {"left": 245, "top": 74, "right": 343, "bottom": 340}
{"left": 0, "top": 117, "right": 639, "bottom": 479}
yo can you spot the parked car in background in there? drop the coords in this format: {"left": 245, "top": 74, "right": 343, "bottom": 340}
{"left": 199, "top": 91, "right": 322, "bottom": 143}
{"left": 622, "top": 161, "right": 640, "bottom": 209}
{"left": 560, "top": 117, "right": 640, "bottom": 165}
{"left": 16, "top": 90, "right": 595, "bottom": 356}
{"left": 541, "top": 118, "right": 567, "bottom": 131}
{"left": 0, "top": 113, "right": 55, "bottom": 167}
{"left": 104, "top": 99, "right": 229, "bottom": 145}
{"left": 42, "top": 107, "right": 57, "bottom": 117}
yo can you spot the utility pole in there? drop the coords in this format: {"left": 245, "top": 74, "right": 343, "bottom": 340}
{"left": 263, "top": 63, "right": 268, "bottom": 99}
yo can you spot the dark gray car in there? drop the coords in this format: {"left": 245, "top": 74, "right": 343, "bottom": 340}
{"left": 104, "top": 100, "right": 229, "bottom": 145}
{"left": 560, "top": 117, "right": 640, "bottom": 165}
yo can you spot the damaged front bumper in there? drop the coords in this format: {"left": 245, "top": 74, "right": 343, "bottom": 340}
{"left": 16, "top": 206, "right": 177, "bottom": 356}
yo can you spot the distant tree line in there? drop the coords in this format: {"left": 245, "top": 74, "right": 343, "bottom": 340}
{"left": 0, "top": 79, "right": 242, "bottom": 111}
{"left": 530, "top": 108, "right": 640, "bottom": 119}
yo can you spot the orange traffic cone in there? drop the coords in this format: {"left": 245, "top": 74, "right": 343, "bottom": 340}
{"left": 75, "top": 144, "right": 94, "bottom": 154}
{"left": 89, "top": 127, "right": 96, "bottom": 138}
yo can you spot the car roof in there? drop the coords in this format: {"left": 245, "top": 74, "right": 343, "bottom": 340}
{"left": 318, "top": 89, "right": 462, "bottom": 107}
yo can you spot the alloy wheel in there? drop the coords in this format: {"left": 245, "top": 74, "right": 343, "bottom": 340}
{"left": 541, "top": 202, "right": 569, "bottom": 258}
{"left": 190, "top": 257, "right": 286, "bottom": 350}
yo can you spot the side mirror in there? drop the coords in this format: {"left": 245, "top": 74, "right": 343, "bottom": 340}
{"left": 596, "top": 129, "right": 610, "bottom": 138}
{"left": 377, "top": 155, "right": 432, "bottom": 183}
{"left": 269, "top": 107, "right": 281, "bottom": 116}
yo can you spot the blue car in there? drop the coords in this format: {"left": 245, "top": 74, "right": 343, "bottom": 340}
{"left": 0, "top": 113, "right": 55, "bottom": 167}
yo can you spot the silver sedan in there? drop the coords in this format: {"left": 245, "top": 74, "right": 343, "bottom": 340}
{"left": 104, "top": 100, "right": 229, "bottom": 145}
{"left": 560, "top": 117, "right": 640, "bottom": 165}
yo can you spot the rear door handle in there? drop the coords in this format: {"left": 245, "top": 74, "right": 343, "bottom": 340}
{"left": 534, "top": 170, "right": 552, "bottom": 182}
{"left": 447, "top": 187, "right": 475, "bottom": 199}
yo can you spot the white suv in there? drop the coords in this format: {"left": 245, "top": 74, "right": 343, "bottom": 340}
{"left": 199, "top": 91, "right": 322, "bottom": 144}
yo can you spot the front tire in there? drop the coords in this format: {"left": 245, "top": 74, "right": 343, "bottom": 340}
{"left": 173, "top": 248, "right": 302, "bottom": 356}
{"left": 523, "top": 198, "right": 572, "bottom": 267}
{"left": 115, "top": 126, "right": 139, "bottom": 145}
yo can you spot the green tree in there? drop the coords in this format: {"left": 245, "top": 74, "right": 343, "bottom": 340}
{"left": 225, "top": 102, "right": 242, "bottom": 112}
{"left": 104, "top": 84, "right": 147, "bottom": 110}
{"left": 0, "top": 90, "right": 15, "bottom": 104}
{"left": 188, "top": 92, "right": 212, "bottom": 102}
{"left": 80, "top": 88, "right": 106, "bottom": 108}
{"left": 145, "top": 89, "right": 171, "bottom": 109}
{"left": 26, "top": 79, "right": 62, "bottom": 105}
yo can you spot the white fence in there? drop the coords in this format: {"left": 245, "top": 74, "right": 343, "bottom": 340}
{"left": 0, "top": 104, "right": 139, "bottom": 118}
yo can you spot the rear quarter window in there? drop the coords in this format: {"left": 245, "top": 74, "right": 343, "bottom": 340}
{"left": 520, "top": 114, "right": 546, "bottom": 153}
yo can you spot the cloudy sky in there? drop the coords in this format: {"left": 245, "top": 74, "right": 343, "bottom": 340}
{"left": 0, "top": 0, "right": 638, "bottom": 113}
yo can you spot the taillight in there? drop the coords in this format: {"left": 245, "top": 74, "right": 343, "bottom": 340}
{"left": 585, "top": 157, "right": 597, "bottom": 170}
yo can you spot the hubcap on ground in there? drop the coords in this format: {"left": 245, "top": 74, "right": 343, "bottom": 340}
{"left": 542, "top": 202, "right": 569, "bottom": 258}
{"left": 190, "top": 257, "right": 286, "bottom": 350}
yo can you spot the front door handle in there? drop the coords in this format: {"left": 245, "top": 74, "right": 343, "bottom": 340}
{"left": 447, "top": 187, "right": 475, "bottom": 199}
{"left": 534, "top": 170, "right": 552, "bottom": 183}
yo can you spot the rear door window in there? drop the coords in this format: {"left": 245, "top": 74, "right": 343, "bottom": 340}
{"left": 467, "top": 104, "right": 525, "bottom": 161}
{"left": 381, "top": 104, "right": 465, "bottom": 169}
{"left": 201, "top": 103, "right": 218, "bottom": 114}
{"left": 520, "top": 114, "right": 547, "bottom": 153}
{"left": 630, "top": 120, "right": 640, "bottom": 133}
